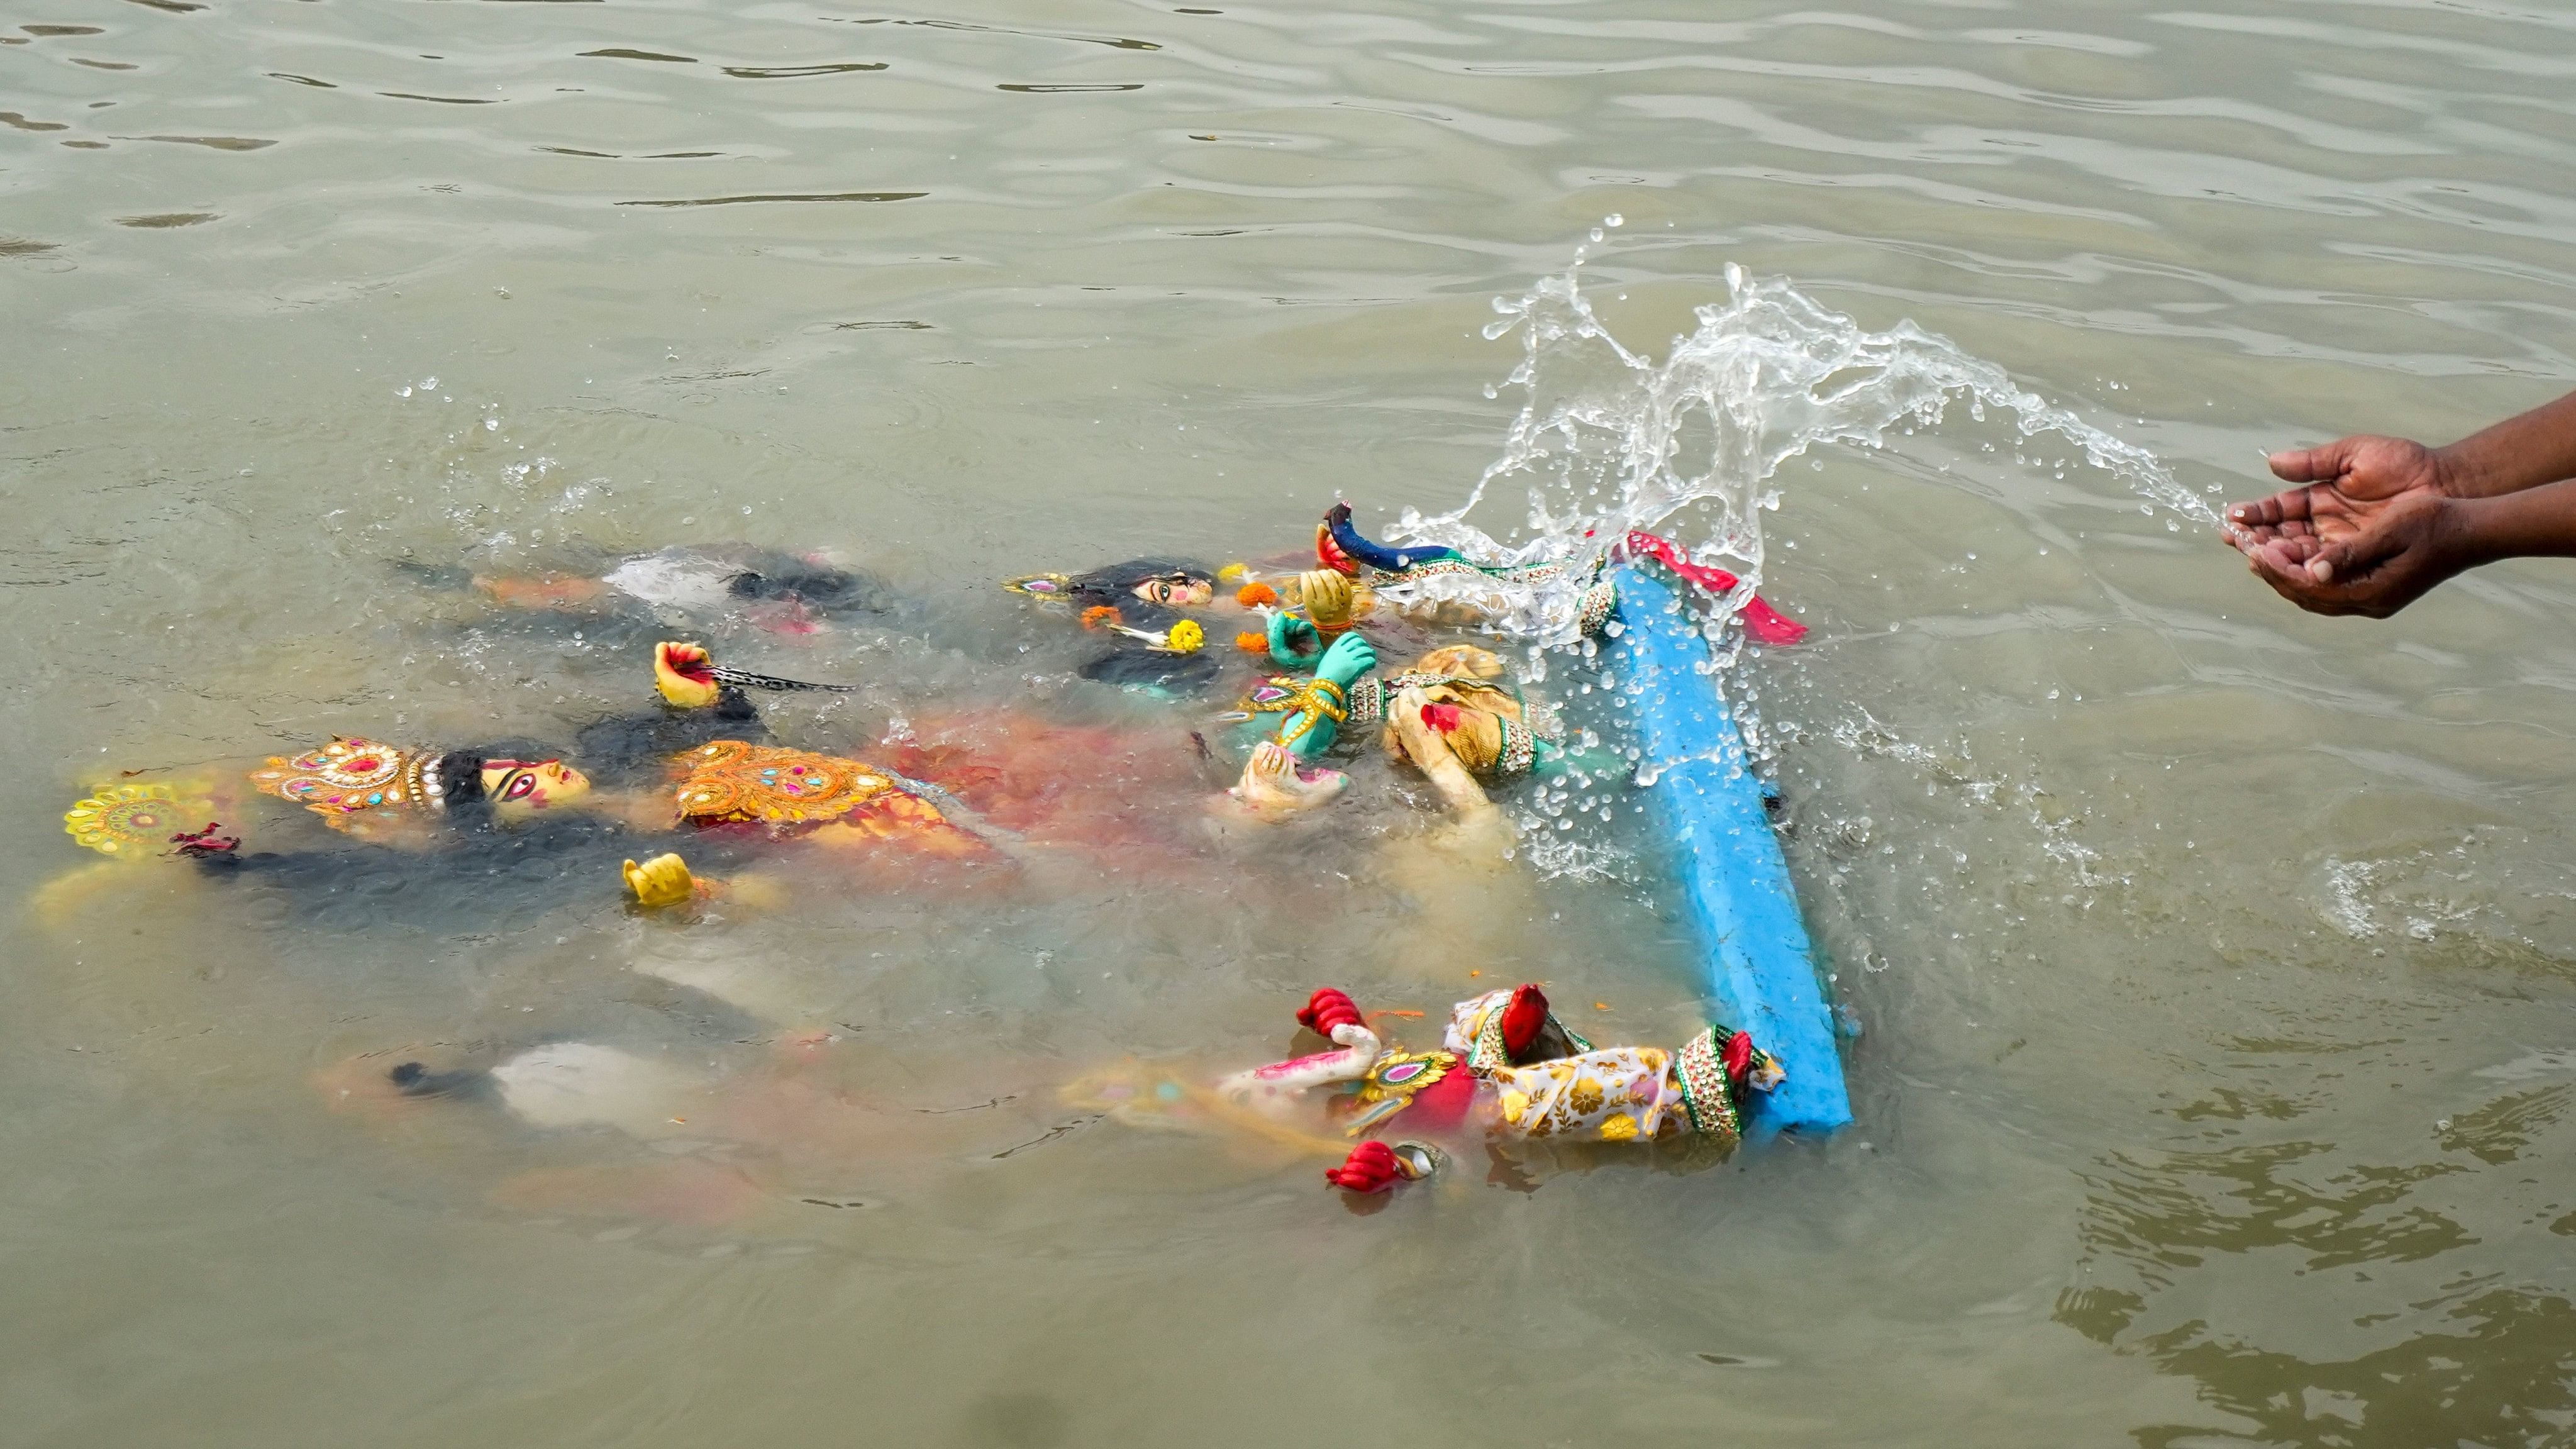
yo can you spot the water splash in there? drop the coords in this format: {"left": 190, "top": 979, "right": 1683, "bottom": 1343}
{"left": 1387, "top": 251, "right": 2213, "bottom": 645}
{"left": 1414, "top": 245, "right": 2212, "bottom": 880}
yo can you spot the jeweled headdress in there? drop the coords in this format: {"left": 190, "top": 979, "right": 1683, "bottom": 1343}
{"left": 248, "top": 737, "right": 457, "bottom": 826}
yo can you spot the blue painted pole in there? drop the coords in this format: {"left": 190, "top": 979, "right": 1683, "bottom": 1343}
{"left": 1609, "top": 564, "right": 1852, "bottom": 1133}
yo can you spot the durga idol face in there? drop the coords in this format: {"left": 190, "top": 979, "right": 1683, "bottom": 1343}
{"left": 1131, "top": 573, "right": 1214, "bottom": 608}
{"left": 482, "top": 759, "right": 592, "bottom": 812}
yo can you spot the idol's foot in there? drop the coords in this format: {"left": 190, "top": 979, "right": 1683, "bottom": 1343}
{"left": 1221, "top": 742, "right": 1348, "bottom": 821}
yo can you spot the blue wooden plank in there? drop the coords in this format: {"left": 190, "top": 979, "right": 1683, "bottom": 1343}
{"left": 1610, "top": 564, "right": 1852, "bottom": 1133}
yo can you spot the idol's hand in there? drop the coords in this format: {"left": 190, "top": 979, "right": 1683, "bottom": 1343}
{"left": 654, "top": 641, "right": 721, "bottom": 708}
{"left": 1297, "top": 569, "right": 1358, "bottom": 631}
{"left": 2225, "top": 437, "right": 2465, "bottom": 617}
{"left": 623, "top": 852, "right": 698, "bottom": 909}
{"left": 1296, "top": 987, "right": 1366, "bottom": 1039}
{"left": 1265, "top": 609, "right": 1321, "bottom": 668}
{"left": 1324, "top": 1140, "right": 1404, "bottom": 1193}
{"left": 1315, "top": 631, "right": 1377, "bottom": 688}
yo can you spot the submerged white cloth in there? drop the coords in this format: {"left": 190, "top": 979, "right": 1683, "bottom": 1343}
{"left": 602, "top": 548, "right": 740, "bottom": 618}
{"left": 490, "top": 1041, "right": 704, "bottom": 1137}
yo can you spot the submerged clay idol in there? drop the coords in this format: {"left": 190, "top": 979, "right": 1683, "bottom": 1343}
{"left": 1067, "top": 982, "right": 1785, "bottom": 1197}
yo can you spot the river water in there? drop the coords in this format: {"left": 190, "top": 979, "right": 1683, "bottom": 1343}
{"left": 9, "top": 1, "right": 2576, "bottom": 1444}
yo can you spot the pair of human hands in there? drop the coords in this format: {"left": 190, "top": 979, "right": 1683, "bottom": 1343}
{"left": 2226, "top": 436, "right": 2466, "bottom": 618}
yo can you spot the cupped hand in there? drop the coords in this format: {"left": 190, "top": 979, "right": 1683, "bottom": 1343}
{"left": 2224, "top": 435, "right": 2463, "bottom": 617}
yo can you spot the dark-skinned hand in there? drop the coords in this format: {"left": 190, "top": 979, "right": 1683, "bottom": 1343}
{"left": 2223, "top": 434, "right": 2467, "bottom": 618}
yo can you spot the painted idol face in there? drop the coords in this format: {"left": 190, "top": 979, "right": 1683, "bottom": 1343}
{"left": 1130, "top": 573, "right": 1213, "bottom": 608}
{"left": 481, "top": 759, "right": 592, "bottom": 813}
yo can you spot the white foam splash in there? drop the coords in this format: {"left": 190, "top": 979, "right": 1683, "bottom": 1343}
{"left": 1389, "top": 252, "right": 2212, "bottom": 645}
{"left": 2321, "top": 858, "right": 2382, "bottom": 938}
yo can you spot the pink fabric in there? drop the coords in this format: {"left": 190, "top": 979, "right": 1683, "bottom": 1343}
{"left": 1397, "top": 1068, "right": 1475, "bottom": 1133}
{"left": 744, "top": 599, "right": 823, "bottom": 636}
{"left": 1622, "top": 531, "right": 1807, "bottom": 645}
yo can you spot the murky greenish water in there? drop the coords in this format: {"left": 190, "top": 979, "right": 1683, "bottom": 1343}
{"left": 10, "top": 0, "right": 2576, "bottom": 1444}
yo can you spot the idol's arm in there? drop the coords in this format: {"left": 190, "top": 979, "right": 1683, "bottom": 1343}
{"left": 1386, "top": 685, "right": 1498, "bottom": 820}
{"left": 1277, "top": 631, "right": 1378, "bottom": 760}
{"left": 1214, "top": 989, "right": 1382, "bottom": 1108}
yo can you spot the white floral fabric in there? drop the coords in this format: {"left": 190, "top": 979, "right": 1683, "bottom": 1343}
{"left": 1443, "top": 991, "right": 1689, "bottom": 1143}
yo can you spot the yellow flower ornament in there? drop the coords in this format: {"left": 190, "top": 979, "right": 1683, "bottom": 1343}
{"left": 1164, "top": 619, "right": 1206, "bottom": 654}
{"left": 64, "top": 782, "right": 196, "bottom": 856}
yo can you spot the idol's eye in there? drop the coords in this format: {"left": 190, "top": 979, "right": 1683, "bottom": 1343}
{"left": 501, "top": 771, "right": 536, "bottom": 801}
